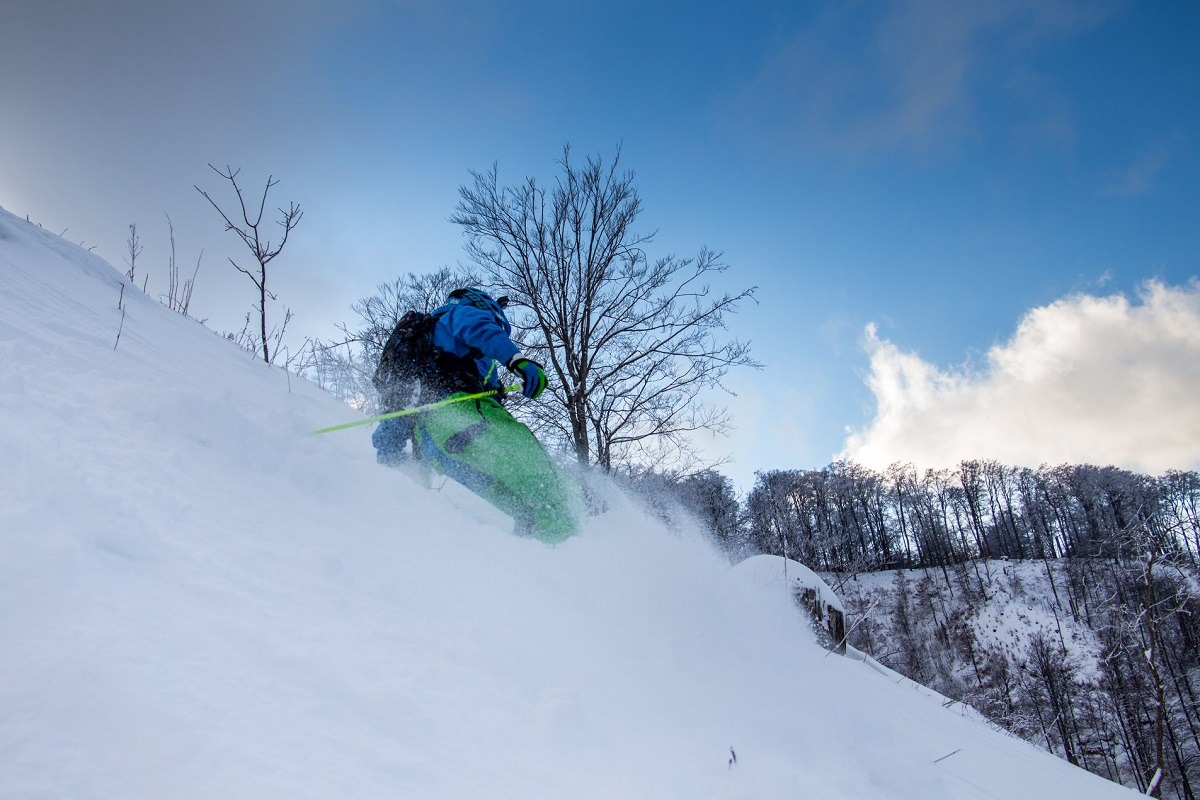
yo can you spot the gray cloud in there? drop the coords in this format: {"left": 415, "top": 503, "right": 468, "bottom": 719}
{"left": 1102, "top": 135, "right": 1182, "bottom": 196}
{"left": 725, "top": 0, "right": 1117, "bottom": 158}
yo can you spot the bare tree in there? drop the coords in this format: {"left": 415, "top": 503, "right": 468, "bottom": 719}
{"left": 300, "top": 266, "right": 482, "bottom": 411}
{"left": 289, "top": 337, "right": 373, "bottom": 407}
{"left": 346, "top": 266, "right": 482, "bottom": 357}
{"left": 1109, "top": 517, "right": 1197, "bottom": 798}
{"left": 452, "top": 145, "right": 759, "bottom": 470}
{"left": 676, "top": 468, "right": 747, "bottom": 556}
{"left": 161, "top": 213, "right": 201, "bottom": 316}
{"left": 196, "top": 164, "right": 302, "bottom": 363}
{"left": 123, "top": 223, "right": 143, "bottom": 284}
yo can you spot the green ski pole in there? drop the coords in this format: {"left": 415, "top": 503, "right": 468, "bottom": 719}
{"left": 310, "top": 383, "right": 522, "bottom": 436}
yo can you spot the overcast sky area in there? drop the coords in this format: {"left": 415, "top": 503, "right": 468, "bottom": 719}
{"left": 2, "top": 0, "right": 1198, "bottom": 492}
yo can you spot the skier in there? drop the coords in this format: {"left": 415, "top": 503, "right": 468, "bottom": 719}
{"left": 371, "top": 287, "right": 582, "bottom": 543}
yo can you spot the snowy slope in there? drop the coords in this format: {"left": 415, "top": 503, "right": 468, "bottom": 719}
{"left": 0, "top": 206, "right": 1137, "bottom": 799}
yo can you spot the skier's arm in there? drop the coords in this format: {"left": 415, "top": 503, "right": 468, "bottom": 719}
{"left": 447, "top": 305, "right": 520, "bottom": 366}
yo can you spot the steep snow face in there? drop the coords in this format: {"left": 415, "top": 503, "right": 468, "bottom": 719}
{"left": 0, "top": 206, "right": 1137, "bottom": 799}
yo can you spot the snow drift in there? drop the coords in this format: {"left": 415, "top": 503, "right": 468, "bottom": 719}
{"left": 0, "top": 206, "right": 1136, "bottom": 798}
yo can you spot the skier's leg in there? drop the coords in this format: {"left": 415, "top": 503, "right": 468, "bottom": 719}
{"left": 418, "top": 397, "right": 583, "bottom": 543}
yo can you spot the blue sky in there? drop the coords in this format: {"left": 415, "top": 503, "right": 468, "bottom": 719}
{"left": 3, "top": 0, "right": 1198, "bottom": 491}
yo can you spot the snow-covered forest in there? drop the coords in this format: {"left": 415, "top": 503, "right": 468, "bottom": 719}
{"left": 731, "top": 461, "right": 1200, "bottom": 798}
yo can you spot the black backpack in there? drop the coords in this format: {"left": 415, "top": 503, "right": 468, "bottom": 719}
{"left": 372, "top": 309, "right": 480, "bottom": 411}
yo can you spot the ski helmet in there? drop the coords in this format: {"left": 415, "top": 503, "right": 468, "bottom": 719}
{"left": 446, "top": 287, "right": 510, "bottom": 322}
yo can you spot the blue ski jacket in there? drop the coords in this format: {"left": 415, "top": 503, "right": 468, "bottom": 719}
{"left": 429, "top": 296, "right": 520, "bottom": 392}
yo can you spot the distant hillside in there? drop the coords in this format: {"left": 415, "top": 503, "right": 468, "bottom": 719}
{"left": 836, "top": 559, "right": 1199, "bottom": 798}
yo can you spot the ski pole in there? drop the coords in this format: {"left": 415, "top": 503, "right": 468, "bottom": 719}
{"left": 310, "top": 383, "right": 522, "bottom": 436}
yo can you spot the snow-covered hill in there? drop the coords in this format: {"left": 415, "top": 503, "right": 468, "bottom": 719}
{"left": 0, "top": 206, "right": 1137, "bottom": 798}
{"left": 832, "top": 558, "right": 1190, "bottom": 795}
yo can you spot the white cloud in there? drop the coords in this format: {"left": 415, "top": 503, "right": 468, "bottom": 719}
{"left": 841, "top": 280, "right": 1200, "bottom": 473}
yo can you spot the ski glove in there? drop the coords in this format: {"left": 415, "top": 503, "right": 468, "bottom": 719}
{"left": 372, "top": 416, "right": 412, "bottom": 466}
{"left": 509, "top": 357, "right": 548, "bottom": 399}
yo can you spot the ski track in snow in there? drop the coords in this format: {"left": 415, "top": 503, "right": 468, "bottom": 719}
{"left": 0, "top": 206, "right": 1138, "bottom": 798}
